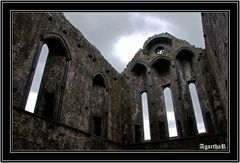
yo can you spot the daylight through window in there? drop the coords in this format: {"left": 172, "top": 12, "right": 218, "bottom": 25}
{"left": 188, "top": 83, "right": 206, "bottom": 133}
{"left": 25, "top": 44, "right": 49, "bottom": 113}
{"left": 141, "top": 92, "right": 151, "bottom": 140}
{"left": 163, "top": 87, "right": 178, "bottom": 137}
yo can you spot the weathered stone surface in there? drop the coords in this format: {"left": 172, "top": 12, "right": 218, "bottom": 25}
{"left": 12, "top": 12, "right": 228, "bottom": 150}
{"left": 13, "top": 109, "right": 121, "bottom": 150}
{"left": 201, "top": 12, "right": 228, "bottom": 131}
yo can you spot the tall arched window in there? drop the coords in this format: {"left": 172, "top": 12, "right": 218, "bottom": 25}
{"left": 24, "top": 35, "right": 70, "bottom": 121}
{"left": 141, "top": 92, "right": 151, "bottom": 140}
{"left": 176, "top": 49, "right": 200, "bottom": 136}
{"left": 91, "top": 73, "right": 108, "bottom": 138}
{"left": 163, "top": 87, "right": 178, "bottom": 137}
{"left": 189, "top": 83, "right": 206, "bottom": 133}
{"left": 131, "top": 63, "right": 147, "bottom": 89}
{"left": 25, "top": 44, "right": 49, "bottom": 113}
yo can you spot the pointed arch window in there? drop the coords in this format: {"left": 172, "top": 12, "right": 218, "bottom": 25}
{"left": 25, "top": 44, "right": 49, "bottom": 113}
{"left": 188, "top": 83, "right": 206, "bottom": 133}
{"left": 91, "top": 73, "right": 108, "bottom": 138}
{"left": 24, "top": 35, "right": 70, "bottom": 121}
{"left": 141, "top": 92, "right": 151, "bottom": 140}
{"left": 163, "top": 87, "right": 178, "bottom": 137}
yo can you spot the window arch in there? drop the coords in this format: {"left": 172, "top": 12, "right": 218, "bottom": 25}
{"left": 25, "top": 44, "right": 49, "bottom": 113}
{"left": 130, "top": 62, "right": 148, "bottom": 89}
{"left": 188, "top": 83, "right": 206, "bottom": 133}
{"left": 91, "top": 73, "right": 108, "bottom": 138}
{"left": 151, "top": 58, "right": 171, "bottom": 86}
{"left": 143, "top": 35, "right": 172, "bottom": 55}
{"left": 175, "top": 49, "right": 206, "bottom": 136}
{"left": 141, "top": 92, "right": 151, "bottom": 140}
{"left": 149, "top": 57, "right": 172, "bottom": 140}
{"left": 24, "top": 34, "right": 70, "bottom": 122}
{"left": 176, "top": 49, "right": 194, "bottom": 81}
{"left": 92, "top": 73, "right": 107, "bottom": 88}
{"left": 155, "top": 46, "right": 165, "bottom": 55}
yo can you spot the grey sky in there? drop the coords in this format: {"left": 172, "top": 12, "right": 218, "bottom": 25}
{"left": 64, "top": 12, "right": 205, "bottom": 72}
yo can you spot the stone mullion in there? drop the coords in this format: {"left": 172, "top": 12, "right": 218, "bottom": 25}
{"left": 175, "top": 60, "right": 191, "bottom": 138}
{"left": 170, "top": 61, "right": 184, "bottom": 138}
{"left": 147, "top": 67, "right": 158, "bottom": 141}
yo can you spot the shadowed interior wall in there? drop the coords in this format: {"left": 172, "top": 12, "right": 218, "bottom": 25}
{"left": 201, "top": 12, "right": 228, "bottom": 134}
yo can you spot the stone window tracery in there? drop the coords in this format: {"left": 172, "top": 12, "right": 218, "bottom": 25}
{"left": 155, "top": 46, "right": 165, "bottom": 55}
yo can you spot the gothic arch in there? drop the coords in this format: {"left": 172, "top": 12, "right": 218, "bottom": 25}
{"left": 91, "top": 72, "right": 109, "bottom": 138}
{"left": 130, "top": 61, "right": 148, "bottom": 73}
{"left": 130, "top": 62, "right": 148, "bottom": 90}
{"left": 92, "top": 72, "right": 109, "bottom": 91}
{"left": 149, "top": 56, "right": 172, "bottom": 67}
{"left": 150, "top": 57, "right": 172, "bottom": 86}
{"left": 42, "top": 33, "right": 71, "bottom": 60}
{"left": 143, "top": 35, "right": 172, "bottom": 52}
{"left": 175, "top": 47, "right": 195, "bottom": 60}
{"left": 23, "top": 32, "right": 71, "bottom": 122}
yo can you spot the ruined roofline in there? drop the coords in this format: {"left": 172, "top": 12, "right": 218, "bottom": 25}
{"left": 60, "top": 13, "right": 202, "bottom": 74}
{"left": 121, "top": 32, "right": 204, "bottom": 74}
{"left": 49, "top": 12, "right": 120, "bottom": 74}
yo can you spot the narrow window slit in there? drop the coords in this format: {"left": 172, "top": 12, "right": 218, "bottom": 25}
{"left": 93, "top": 117, "right": 101, "bottom": 137}
{"left": 163, "top": 87, "right": 178, "bottom": 137}
{"left": 25, "top": 44, "right": 49, "bottom": 113}
{"left": 188, "top": 83, "right": 206, "bottom": 133}
{"left": 141, "top": 92, "right": 151, "bottom": 141}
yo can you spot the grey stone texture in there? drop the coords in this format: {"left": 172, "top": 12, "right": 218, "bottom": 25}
{"left": 12, "top": 12, "right": 228, "bottom": 150}
{"left": 201, "top": 12, "right": 228, "bottom": 128}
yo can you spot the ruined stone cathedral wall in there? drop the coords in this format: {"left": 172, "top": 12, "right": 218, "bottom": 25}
{"left": 12, "top": 12, "right": 227, "bottom": 150}
{"left": 122, "top": 32, "right": 226, "bottom": 144}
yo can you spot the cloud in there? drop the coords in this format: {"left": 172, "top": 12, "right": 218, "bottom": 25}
{"left": 113, "top": 32, "right": 147, "bottom": 64}
{"left": 64, "top": 12, "right": 205, "bottom": 72}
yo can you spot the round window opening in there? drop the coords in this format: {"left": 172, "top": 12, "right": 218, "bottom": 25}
{"left": 155, "top": 46, "right": 165, "bottom": 55}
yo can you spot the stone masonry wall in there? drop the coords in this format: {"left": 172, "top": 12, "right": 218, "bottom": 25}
{"left": 12, "top": 12, "right": 124, "bottom": 149}
{"left": 201, "top": 12, "right": 228, "bottom": 117}
{"left": 122, "top": 32, "right": 225, "bottom": 144}
{"left": 13, "top": 109, "right": 121, "bottom": 150}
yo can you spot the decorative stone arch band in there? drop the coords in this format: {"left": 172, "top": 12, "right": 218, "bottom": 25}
{"left": 129, "top": 61, "right": 148, "bottom": 71}
{"left": 174, "top": 46, "right": 196, "bottom": 60}
{"left": 41, "top": 32, "right": 72, "bottom": 61}
{"left": 149, "top": 55, "right": 173, "bottom": 68}
{"left": 92, "top": 71, "right": 109, "bottom": 91}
